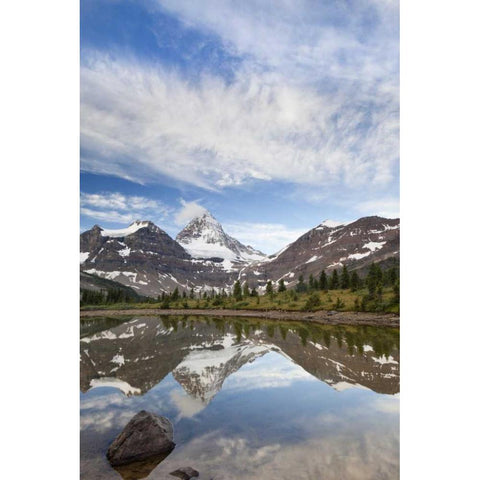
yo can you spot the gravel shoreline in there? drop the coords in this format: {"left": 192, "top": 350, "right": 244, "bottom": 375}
{"left": 80, "top": 308, "right": 399, "bottom": 327}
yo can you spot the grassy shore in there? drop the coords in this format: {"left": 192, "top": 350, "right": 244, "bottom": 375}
{"left": 81, "top": 286, "right": 399, "bottom": 315}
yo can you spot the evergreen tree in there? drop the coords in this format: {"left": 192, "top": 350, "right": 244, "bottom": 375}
{"left": 350, "top": 271, "right": 360, "bottom": 291}
{"left": 354, "top": 297, "right": 360, "bottom": 310}
{"left": 251, "top": 287, "right": 258, "bottom": 297}
{"left": 340, "top": 265, "right": 350, "bottom": 289}
{"left": 366, "top": 262, "right": 382, "bottom": 297}
{"left": 329, "top": 269, "right": 339, "bottom": 290}
{"left": 386, "top": 265, "right": 399, "bottom": 286}
{"left": 171, "top": 287, "right": 179, "bottom": 301}
{"left": 308, "top": 274, "right": 315, "bottom": 290}
{"left": 278, "top": 278, "right": 286, "bottom": 292}
{"left": 243, "top": 283, "right": 250, "bottom": 297}
{"left": 266, "top": 280, "right": 274, "bottom": 296}
{"left": 189, "top": 288, "right": 195, "bottom": 299}
{"left": 319, "top": 270, "right": 328, "bottom": 290}
{"left": 393, "top": 279, "right": 400, "bottom": 304}
{"left": 296, "top": 275, "right": 307, "bottom": 293}
{"left": 233, "top": 280, "right": 242, "bottom": 301}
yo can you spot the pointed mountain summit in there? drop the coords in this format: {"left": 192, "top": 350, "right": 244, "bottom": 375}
{"left": 176, "top": 210, "right": 266, "bottom": 263}
{"left": 317, "top": 219, "right": 346, "bottom": 228}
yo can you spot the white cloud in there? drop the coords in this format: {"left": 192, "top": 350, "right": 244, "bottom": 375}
{"left": 158, "top": 0, "right": 398, "bottom": 76}
{"left": 174, "top": 199, "right": 208, "bottom": 226}
{"left": 223, "top": 221, "right": 307, "bottom": 254}
{"left": 81, "top": 45, "right": 398, "bottom": 192}
{"left": 223, "top": 352, "right": 317, "bottom": 392}
{"left": 355, "top": 198, "right": 400, "bottom": 219}
{"left": 169, "top": 389, "right": 207, "bottom": 419}
{"left": 80, "top": 192, "right": 171, "bottom": 225}
{"left": 80, "top": 207, "right": 135, "bottom": 224}
{"left": 373, "top": 394, "right": 400, "bottom": 414}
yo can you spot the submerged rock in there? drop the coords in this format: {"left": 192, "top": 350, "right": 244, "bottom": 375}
{"left": 106, "top": 410, "right": 175, "bottom": 467}
{"left": 170, "top": 467, "right": 200, "bottom": 479}
{"left": 112, "top": 453, "right": 172, "bottom": 480}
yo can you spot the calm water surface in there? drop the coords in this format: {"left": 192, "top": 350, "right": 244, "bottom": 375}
{"left": 80, "top": 316, "right": 399, "bottom": 480}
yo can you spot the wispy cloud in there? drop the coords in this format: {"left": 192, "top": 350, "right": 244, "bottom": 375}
{"left": 80, "top": 192, "right": 172, "bottom": 225}
{"left": 157, "top": 0, "right": 398, "bottom": 86}
{"left": 81, "top": 0, "right": 398, "bottom": 196}
{"left": 81, "top": 54, "right": 397, "bottom": 190}
{"left": 224, "top": 221, "right": 307, "bottom": 254}
{"left": 355, "top": 198, "right": 399, "bottom": 219}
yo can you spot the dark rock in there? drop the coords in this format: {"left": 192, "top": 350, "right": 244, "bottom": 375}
{"left": 106, "top": 410, "right": 175, "bottom": 467}
{"left": 170, "top": 467, "right": 200, "bottom": 480}
{"left": 112, "top": 453, "right": 172, "bottom": 480}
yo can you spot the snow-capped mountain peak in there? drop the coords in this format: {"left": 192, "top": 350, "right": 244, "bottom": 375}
{"left": 176, "top": 210, "right": 266, "bottom": 263}
{"left": 99, "top": 220, "right": 159, "bottom": 238}
{"left": 319, "top": 219, "right": 344, "bottom": 228}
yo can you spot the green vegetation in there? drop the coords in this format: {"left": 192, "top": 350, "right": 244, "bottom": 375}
{"left": 159, "top": 316, "right": 399, "bottom": 357}
{"left": 80, "top": 261, "right": 399, "bottom": 314}
{"left": 80, "top": 287, "right": 144, "bottom": 307}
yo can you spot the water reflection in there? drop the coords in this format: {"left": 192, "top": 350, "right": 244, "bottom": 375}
{"left": 80, "top": 316, "right": 399, "bottom": 479}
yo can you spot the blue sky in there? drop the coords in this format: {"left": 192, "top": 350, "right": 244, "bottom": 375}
{"left": 80, "top": 0, "right": 399, "bottom": 254}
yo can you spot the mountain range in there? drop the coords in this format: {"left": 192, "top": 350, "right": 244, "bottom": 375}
{"left": 80, "top": 211, "right": 399, "bottom": 297}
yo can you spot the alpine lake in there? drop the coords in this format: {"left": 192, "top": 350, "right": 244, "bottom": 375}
{"left": 80, "top": 315, "right": 399, "bottom": 480}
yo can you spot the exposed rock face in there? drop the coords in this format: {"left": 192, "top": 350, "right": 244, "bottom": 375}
{"left": 106, "top": 410, "right": 175, "bottom": 467}
{"left": 240, "top": 216, "right": 399, "bottom": 292}
{"left": 170, "top": 467, "right": 200, "bottom": 479}
{"left": 80, "top": 220, "right": 235, "bottom": 297}
{"left": 80, "top": 271, "right": 143, "bottom": 298}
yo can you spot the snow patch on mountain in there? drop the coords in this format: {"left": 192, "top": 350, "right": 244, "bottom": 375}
{"left": 100, "top": 220, "right": 152, "bottom": 238}
{"left": 89, "top": 377, "right": 140, "bottom": 396}
{"left": 363, "top": 241, "right": 386, "bottom": 252}
{"left": 320, "top": 219, "right": 344, "bottom": 228}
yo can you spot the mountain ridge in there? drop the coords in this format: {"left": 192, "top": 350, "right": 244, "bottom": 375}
{"left": 80, "top": 214, "right": 399, "bottom": 296}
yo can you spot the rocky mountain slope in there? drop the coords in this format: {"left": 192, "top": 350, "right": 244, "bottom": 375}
{"left": 239, "top": 216, "right": 399, "bottom": 292}
{"left": 80, "top": 220, "right": 234, "bottom": 297}
{"left": 80, "top": 215, "right": 399, "bottom": 297}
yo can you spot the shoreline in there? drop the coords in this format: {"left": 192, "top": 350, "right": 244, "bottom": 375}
{"left": 80, "top": 308, "right": 399, "bottom": 327}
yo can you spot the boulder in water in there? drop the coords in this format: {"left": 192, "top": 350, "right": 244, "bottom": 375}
{"left": 170, "top": 467, "right": 200, "bottom": 479}
{"left": 107, "top": 410, "right": 175, "bottom": 467}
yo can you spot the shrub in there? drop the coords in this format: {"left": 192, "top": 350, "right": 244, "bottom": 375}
{"left": 334, "top": 297, "right": 345, "bottom": 310}
{"left": 303, "top": 292, "right": 321, "bottom": 311}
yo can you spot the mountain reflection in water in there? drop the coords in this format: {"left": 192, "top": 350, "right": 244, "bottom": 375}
{"left": 80, "top": 316, "right": 399, "bottom": 480}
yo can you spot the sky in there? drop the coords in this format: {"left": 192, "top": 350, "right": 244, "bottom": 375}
{"left": 80, "top": 0, "right": 399, "bottom": 254}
